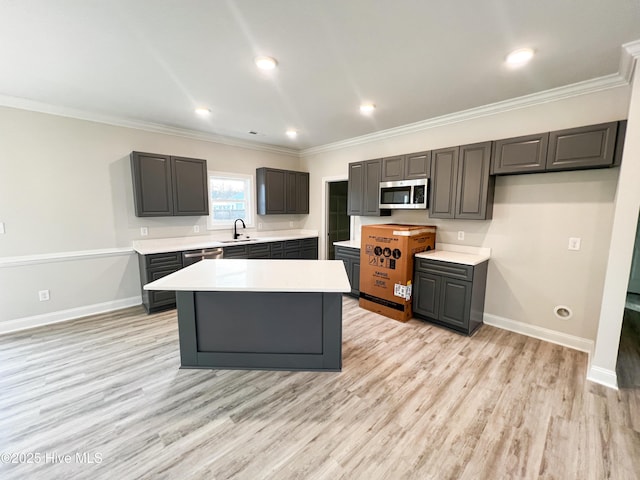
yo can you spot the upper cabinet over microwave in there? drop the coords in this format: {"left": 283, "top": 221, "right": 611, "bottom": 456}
{"left": 381, "top": 151, "right": 431, "bottom": 181}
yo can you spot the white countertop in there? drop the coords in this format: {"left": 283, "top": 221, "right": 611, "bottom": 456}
{"left": 333, "top": 240, "right": 361, "bottom": 249}
{"left": 415, "top": 243, "right": 491, "bottom": 266}
{"left": 144, "top": 259, "right": 351, "bottom": 293}
{"left": 333, "top": 240, "right": 490, "bottom": 266}
{"left": 133, "top": 230, "right": 318, "bottom": 255}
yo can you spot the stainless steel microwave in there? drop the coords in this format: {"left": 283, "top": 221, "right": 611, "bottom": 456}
{"left": 379, "top": 178, "right": 428, "bottom": 209}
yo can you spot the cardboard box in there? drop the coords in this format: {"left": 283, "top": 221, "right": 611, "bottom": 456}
{"left": 359, "top": 224, "right": 436, "bottom": 322}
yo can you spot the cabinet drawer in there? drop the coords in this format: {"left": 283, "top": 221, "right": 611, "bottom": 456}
{"left": 270, "top": 241, "right": 284, "bottom": 252}
{"left": 415, "top": 258, "right": 473, "bottom": 281}
{"left": 223, "top": 245, "right": 248, "bottom": 258}
{"left": 335, "top": 246, "right": 360, "bottom": 260}
{"left": 301, "top": 238, "right": 318, "bottom": 248}
{"left": 145, "top": 252, "right": 182, "bottom": 269}
{"left": 284, "top": 240, "right": 301, "bottom": 250}
{"left": 247, "top": 243, "right": 270, "bottom": 258}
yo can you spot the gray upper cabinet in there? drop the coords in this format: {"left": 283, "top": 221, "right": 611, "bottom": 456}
{"left": 429, "top": 142, "right": 493, "bottom": 220}
{"left": 170, "top": 156, "right": 210, "bottom": 216}
{"left": 347, "top": 162, "right": 364, "bottom": 215}
{"left": 456, "top": 142, "right": 494, "bottom": 220}
{"left": 256, "top": 168, "right": 309, "bottom": 215}
{"left": 547, "top": 122, "right": 618, "bottom": 171}
{"left": 291, "top": 171, "right": 309, "bottom": 214}
{"left": 381, "top": 151, "right": 431, "bottom": 181}
{"left": 347, "top": 159, "right": 390, "bottom": 216}
{"left": 491, "top": 133, "right": 549, "bottom": 175}
{"left": 364, "top": 159, "right": 383, "bottom": 215}
{"left": 131, "top": 152, "right": 209, "bottom": 217}
{"left": 381, "top": 155, "right": 405, "bottom": 181}
{"left": 405, "top": 151, "right": 431, "bottom": 179}
{"left": 491, "top": 121, "right": 625, "bottom": 176}
{"left": 429, "top": 147, "right": 459, "bottom": 219}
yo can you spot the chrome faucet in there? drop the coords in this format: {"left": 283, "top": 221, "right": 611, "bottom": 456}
{"left": 233, "top": 218, "right": 246, "bottom": 239}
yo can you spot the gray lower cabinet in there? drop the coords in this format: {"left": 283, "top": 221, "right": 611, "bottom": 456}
{"left": 334, "top": 245, "right": 360, "bottom": 297}
{"left": 223, "top": 238, "right": 317, "bottom": 260}
{"left": 347, "top": 159, "right": 391, "bottom": 216}
{"left": 138, "top": 252, "right": 183, "bottom": 313}
{"left": 412, "top": 257, "right": 488, "bottom": 335}
{"left": 430, "top": 142, "right": 494, "bottom": 220}
{"left": 284, "top": 238, "right": 319, "bottom": 259}
{"left": 256, "top": 168, "right": 309, "bottom": 214}
{"left": 131, "top": 152, "right": 209, "bottom": 217}
{"left": 139, "top": 237, "right": 318, "bottom": 313}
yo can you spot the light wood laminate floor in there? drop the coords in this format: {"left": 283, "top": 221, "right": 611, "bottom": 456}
{"left": 1, "top": 297, "right": 639, "bottom": 479}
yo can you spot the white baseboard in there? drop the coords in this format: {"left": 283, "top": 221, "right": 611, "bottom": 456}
{"left": 0, "top": 296, "right": 142, "bottom": 335}
{"left": 586, "top": 365, "right": 619, "bottom": 390}
{"left": 483, "top": 313, "right": 595, "bottom": 355}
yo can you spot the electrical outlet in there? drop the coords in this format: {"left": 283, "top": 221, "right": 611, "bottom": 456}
{"left": 38, "top": 290, "right": 50, "bottom": 301}
{"left": 258, "top": 223, "right": 263, "bottom": 230}
{"left": 140, "top": 227, "right": 148, "bottom": 236}
{"left": 457, "top": 231, "right": 465, "bottom": 241}
{"left": 0, "top": 222, "right": 5, "bottom": 234}
{"left": 193, "top": 225, "right": 200, "bottom": 233}
{"left": 568, "top": 237, "right": 581, "bottom": 251}
{"left": 289, "top": 221, "right": 294, "bottom": 228}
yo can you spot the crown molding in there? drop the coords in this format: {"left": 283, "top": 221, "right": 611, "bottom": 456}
{"left": 0, "top": 95, "right": 300, "bottom": 157}
{"left": 301, "top": 72, "right": 629, "bottom": 157}
{"left": 620, "top": 39, "right": 640, "bottom": 81}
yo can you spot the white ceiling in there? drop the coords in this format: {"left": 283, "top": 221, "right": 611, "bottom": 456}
{"left": 1, "top": 1, "right": 639, "bottom": 151}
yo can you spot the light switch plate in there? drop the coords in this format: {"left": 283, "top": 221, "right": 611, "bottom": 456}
{"left": 568, "top": 237, "right": 581, "bottom": 251}
{"left": 0, "top": 222, "right": 5, "bottom": 234}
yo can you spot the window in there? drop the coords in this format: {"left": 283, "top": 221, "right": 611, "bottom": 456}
{"left": 207, "top": 172, "right": 254, "bottom": 229}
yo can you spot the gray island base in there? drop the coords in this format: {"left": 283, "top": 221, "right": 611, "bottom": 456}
{"left": 143, "top": 259, "right": 351, "bottom": 372}
{"left": 176, "top": 290, "right": 343, "bottom": 371}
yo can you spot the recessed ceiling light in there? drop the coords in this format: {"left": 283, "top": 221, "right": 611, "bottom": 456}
{"left": 286, "top": 129, "right": 297, "bottom": 139}
{"left": 506, "top": 48, "right": 535, "bottom": 67}
{"left": 360, "top": 103, "right": 376, "bottom": 115}
{"left": 255, "top": 56, "right": 278, "bottom": 70}
{"left": 195, "top": 107, "right": 211, "bottom": 115}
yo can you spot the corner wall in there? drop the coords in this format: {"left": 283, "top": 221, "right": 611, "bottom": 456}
{"left": 589, "top": 58, "right": 640, "bottom": 388}
{"left": 0, "top": 107, "right": 300, "bottom": 328}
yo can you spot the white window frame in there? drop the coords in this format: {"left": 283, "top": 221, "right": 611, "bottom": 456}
{"left": 206, "top": 171, "right": 255, "bottom": 230}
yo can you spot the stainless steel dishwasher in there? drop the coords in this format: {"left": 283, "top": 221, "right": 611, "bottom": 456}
{"left": 182, "top": 247, "right": 224, "bottom": 266}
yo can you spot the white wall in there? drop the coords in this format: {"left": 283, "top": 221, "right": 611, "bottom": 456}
{"left": 0, "top": 107, "right": 300, "bottom": 327}
{"left": 301, "top": 86, "right": 631, "bottom": 344}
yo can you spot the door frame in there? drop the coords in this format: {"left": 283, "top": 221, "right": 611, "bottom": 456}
{"left": 628, "top": 215, "right": 640, "bottom": 294}
{"left": 321, "top": 175, "right": 351, "bottom": 260}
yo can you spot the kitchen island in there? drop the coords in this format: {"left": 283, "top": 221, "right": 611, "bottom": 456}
{"left": 144, "top": 259, "right": 351, "bottom": 371}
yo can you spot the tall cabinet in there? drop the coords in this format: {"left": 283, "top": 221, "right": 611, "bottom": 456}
{"left": 429, "top": 142, "right": 494, "bottom": 220}
{"left": 347, "top": 159, "right": 390, "bottom": 216}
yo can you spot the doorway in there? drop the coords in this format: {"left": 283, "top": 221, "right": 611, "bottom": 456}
{"left": 616, "top": 213, "right": 640, "bottom": 388}
{"left": 326, "top": 181, "right": 350, "bottom": 260}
